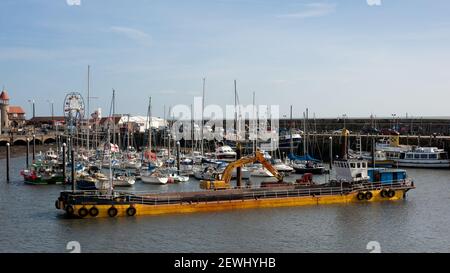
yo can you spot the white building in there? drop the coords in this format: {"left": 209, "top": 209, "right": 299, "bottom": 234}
{"left": 118, "top": 115, "right": 167, "bottom": 132}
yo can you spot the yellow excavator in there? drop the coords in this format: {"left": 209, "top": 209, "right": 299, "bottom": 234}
{"left": 200, "top": 150, "right": 284, "bottom": 190}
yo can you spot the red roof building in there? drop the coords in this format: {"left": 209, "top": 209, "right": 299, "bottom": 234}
{"left": 0, "top": 89, "right": 27, "bottom": 130}
{"left": 0, "top": 90, "right": 10, "bottom": 101}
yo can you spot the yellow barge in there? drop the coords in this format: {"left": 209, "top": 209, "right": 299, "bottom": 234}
{"left": 55, "top": 181, "right": 415, "bottom": 218}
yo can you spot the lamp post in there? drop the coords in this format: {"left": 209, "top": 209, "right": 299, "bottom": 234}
{"left": 28, "top": 99, "right": 36, "bottom": 119}
{"left": 391, "top": 114, "right": 397, "bottom": 130}
{"left": 47, "top": 100, "right": 54, "bottom": 130}
{"left": 329, "top": 136, "right": 333, "bottom": 170}
{"left": 343, "top": 114, "right": 347, "bottom": 129}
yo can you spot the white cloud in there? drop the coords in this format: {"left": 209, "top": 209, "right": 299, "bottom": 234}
{"left": 276, "top": 3, "right": 336, "bottom": 19}
{"left": 109, "top": 26, "right": 152, "bottom": 46}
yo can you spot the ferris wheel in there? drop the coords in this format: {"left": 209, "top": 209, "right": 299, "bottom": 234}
{"left": 64, "top": 92, "right": 85, "bottom": 130}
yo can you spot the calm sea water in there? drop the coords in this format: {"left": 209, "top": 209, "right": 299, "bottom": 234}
{"left": 1, "top": 148, "right": 450, "bottom": 253}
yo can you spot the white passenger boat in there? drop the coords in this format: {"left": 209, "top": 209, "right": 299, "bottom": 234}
{"left": 396, "top": 147, "right": 450, "bottom": 168}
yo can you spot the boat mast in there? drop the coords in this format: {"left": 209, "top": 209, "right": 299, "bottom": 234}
{"left": 168, "top": 106, "right": 172, "bottom": 159}
{"left": 303, "top": 110, "right": 307, "bottom": 156}
{"left": 253, "top": 91, "right": 256, "bottom": 154}
{"left": 163, "top": 104, "right": 166, "bottom": 153}
{"left": 112, "top": 89, "right": 116, "bottom": 145}
{"left": 148, "top": 97, "right": 152, "bottom": 151}
{"left": 201, "top": 78, "right": 205, "bottom": 156}
{"left": 290, "top": 105, "right": 293, "bottom": 156}
{"left": 108, "top": 125, "right": 113, "bottom": 193}
{"left": 86, "top": 65, "right": 90, "bottom": 152}
{"left": 234, "top": 80, "right": 238, "bottom": 143}
{"left": 191, "top": 104, "right": 194, "bottom": 157}
{"left": 306, "top": 108, "right": 309, "bottom": 156}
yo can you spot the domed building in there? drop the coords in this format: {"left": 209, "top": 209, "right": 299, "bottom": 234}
{"left": 0, "top": 89, "right": 26, "bottom": 133}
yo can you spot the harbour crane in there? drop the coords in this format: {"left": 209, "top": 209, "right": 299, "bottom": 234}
{"left": 200, "top": 150, "right": 284, "bottom": 190}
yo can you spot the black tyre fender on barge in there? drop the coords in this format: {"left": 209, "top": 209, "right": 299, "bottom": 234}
{"left": 387, "top": 190, "right": 396, "bottom": 198}
{"left": 126, "top": 206, "right": 136, "bottom": 217}
{"left": 65, "top": 204, "right": 74, "bottom": 215}
{"left": 357, "top": 192, "right": 365, "bottom": 201}
{"left": 380, "top": 189, "right": 388, "bottom": 198}
{"left": 364, "top": 191, "right": 373, "bottom": 200}
{"left": 78, "top": 207, "right": 89, "bottom": 218}
{"left": 89, "top": 206, "right": 99, "bottom": 217}
{"left": 108, "top": 206, "right": 118, "bottom": 217}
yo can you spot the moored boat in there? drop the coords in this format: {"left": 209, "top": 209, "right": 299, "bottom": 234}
{"left": 21, "top": 162, "right": 66, "bottom": 185}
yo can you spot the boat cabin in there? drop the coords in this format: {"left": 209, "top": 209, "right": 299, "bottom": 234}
{"left": 368, "top": 168, "right": 407, "bottom": 184}
{"left": 333, "top": 159, "right": 369, "bottom": 182}
{"left": 399, "top": 147, "right": 449, "bottom": 160}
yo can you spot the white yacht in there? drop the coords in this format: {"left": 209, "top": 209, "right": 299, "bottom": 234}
{"left": 249, "top": 163, "right": 274, "bottom": 177}
{"left": 140, "top": 167, "right": 169, "bottom": 184}
{"left": 215, "top": 145, "right": 237, "bottom": 161}
{"left": 397, "top": 147, "right": 450, "bottom": 168}
{"left": 271, "top": 159, "right": 294, "bottom": 175}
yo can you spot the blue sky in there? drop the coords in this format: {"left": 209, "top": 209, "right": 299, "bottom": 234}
{"left": 1, "top": 0, "right": 450, "bottom": 119}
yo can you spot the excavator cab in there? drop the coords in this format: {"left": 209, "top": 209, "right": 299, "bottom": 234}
{"left": 200, "top": 150, "right": 284, "bottom": 190}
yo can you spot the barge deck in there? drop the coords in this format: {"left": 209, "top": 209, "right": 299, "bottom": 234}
{"left": 56, "top": 181, "right": 415, "bottom": 218}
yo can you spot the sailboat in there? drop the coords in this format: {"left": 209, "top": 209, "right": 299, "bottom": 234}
{"left": 290, "top": 108, "right": 325, "bottom": 174}
{"left": 140, "top": 97, "right": 170, "bottom": 185}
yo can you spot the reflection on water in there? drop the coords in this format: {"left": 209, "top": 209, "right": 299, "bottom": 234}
{"left": 1, "top": 155, "right": 450, "bottom": 253}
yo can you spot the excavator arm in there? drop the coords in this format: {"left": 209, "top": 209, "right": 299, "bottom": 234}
{"left": 255, "top": 152, "right": 284, "bottom": 182}
{"left": 200, "top": 150, "right": 284, "bottom": 190}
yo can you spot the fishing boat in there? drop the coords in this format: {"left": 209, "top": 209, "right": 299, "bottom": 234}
{"left": 44, "top": 148, "right": 59, "bottom": 161}
{"left": 76, "top": 173, "right": 100, "bottom": 190}
{"left": 331, "top": 158, "right": 414, "bottom": 189}
{"left": 21, "top": 162, "right": 66, "bottom": 185}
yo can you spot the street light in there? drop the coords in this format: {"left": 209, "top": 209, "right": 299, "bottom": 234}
{"left": 27, "top": 99, "right": 35, "bottom": 119}
{"left": 343, "top": 114, "right": 347, "bottom": 129}
{"left": 391, "top": 114, "right": 397, "bottom": 130}
{"left": 47, "top": 100, "right": 54, "bottom": 130}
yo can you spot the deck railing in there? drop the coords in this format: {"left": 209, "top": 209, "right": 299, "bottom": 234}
{"left": 61, "top": 179, "right": 414, "bottom": 206}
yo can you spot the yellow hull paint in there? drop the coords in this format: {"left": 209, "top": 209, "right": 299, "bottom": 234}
{"left": 68, "top": 189, "right": 407, "bottom": 218}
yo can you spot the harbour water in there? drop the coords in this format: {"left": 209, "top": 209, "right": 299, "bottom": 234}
{"left": 1, "top": 152, "right": 450, "bottom": 253}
